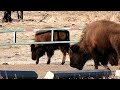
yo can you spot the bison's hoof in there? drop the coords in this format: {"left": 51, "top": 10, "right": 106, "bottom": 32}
{"left": 61, "top": 62, "right": 65, "bottom": 65}
{"left": 47, "top": 62, "right": 50, "bottom": 64}
{"left": 36, "top": 61, "right": 39, "bottom": 64}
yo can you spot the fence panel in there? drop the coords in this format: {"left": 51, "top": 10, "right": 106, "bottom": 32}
{"left": 0, "top": 27, "right": 84, "bottom": 46}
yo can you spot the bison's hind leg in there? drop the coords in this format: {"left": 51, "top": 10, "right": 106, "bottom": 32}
{"left": 61, "top": 49, "right": 67, "bottom": 65}
{"left": 99, "top": 55, "right": 111, "bottom": 70}
{"left": 59, "top": 44, "right": 70, "bottom": 65}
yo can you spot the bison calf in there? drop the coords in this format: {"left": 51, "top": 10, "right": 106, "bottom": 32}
{"left": 31, "top": 30, "right": 70, "bottom": 65}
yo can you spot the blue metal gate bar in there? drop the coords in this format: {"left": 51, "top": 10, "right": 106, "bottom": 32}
{"left": 44, "top": 70, "right": 112, "bottom": 79}
{"left": 0, "top": 27, "right": 81, "bottom": 33}
{"left": 0, "top": 70, "right": 38, "bottom": 79}
{"left": 0, "top": 41, "right": 79, "bottom": 46}
{"left": 0, "top": 27, "right": 81, "bottom": 46}
{"left": 0, "top": 30, "right": 24, "bottom": 33}
{"left": 0, "top": 27, "right": 74, "bottom": 33}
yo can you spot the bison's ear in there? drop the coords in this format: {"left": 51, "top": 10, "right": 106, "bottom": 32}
{"left": 31, "top": 44, "right": 35, "bottom": 51}
{"left": 70, "top": 45, "right": 79, "bottom": 53}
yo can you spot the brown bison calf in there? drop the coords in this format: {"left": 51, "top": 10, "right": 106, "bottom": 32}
{"left": 31, "top": 30, "right": 70, "bottom": 65}
{"left": 69, "top": 20, "right": 120, "bottom": 70}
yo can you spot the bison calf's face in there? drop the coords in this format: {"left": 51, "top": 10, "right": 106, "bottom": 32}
{"left": 31, "top": 44, "right": 37, "bottom": 60}
{"left": 31, "top": 44, "right": 46, "bottom": 62}
{"left": 69, "top": 51, "right": 82, "bottom": 70}
{"left": 69, "top": 45, "right": 91, "bottom": 70}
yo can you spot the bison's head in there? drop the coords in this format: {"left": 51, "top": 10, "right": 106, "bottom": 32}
{"left": 31, "top": 44, "right": 46, "bottom": 61}
{"left": 31, "top": 44, "right": 37, "bottom": 60}
{"left": 68, "top": 44, "right": 91, "bottom": 70}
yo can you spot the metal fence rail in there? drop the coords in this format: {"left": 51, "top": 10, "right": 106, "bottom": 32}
{"left": 44, "top": 70, "right": 112, "bottom": 79}
{"left": 0, "top": 41, "right": 79, "bottom": 46}
{"left": 0, "top": 27, "right": 83, "bottom": 46}
{"left": 0, "top": 70, "right": 38, "bottom": 79}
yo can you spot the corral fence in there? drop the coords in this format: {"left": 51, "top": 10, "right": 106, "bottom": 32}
{"left": 0, "top": 27, "right": 83, "bottom": 46}
{"left": 0, "top": 27, "right": 81, "bottom": 79}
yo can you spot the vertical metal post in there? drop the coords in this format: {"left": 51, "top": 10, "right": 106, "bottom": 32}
{"left": 51, "top": 30, "right": 54, "bottom": 41}
{"left": 13, "top": 31, "right": 16, "bottom": 43}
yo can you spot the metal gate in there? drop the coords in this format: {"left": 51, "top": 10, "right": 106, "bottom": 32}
{"left": 0, "top": 27, "right": 82, "bottom": 46}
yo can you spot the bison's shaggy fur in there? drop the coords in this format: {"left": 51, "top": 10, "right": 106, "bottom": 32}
{"left": 31, "top": 29, "right": 70, "bottom": 65}
{"left": 69, "top": 20, "right": 120, "bottom": 70}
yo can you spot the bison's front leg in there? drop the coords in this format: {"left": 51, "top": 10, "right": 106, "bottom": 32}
{"left": 92, "top": 50, "right": 102, "bottom": 69}
{"left": 46, "top": 56, "right": 52, "bottom": 64}
{"left": 46, "top": 50, "right": 54, "bottom": 64}
{"left": 36, "top": 55, "right": 40, "bottom": 64}
{"left": 94, "top": 60, "right": 99, "bottom": 69}
{"left": 92, "top": 55, "right": 99, "bottom": 69}
{"left": 35, "top": 47, "right": 45, "bottom": 64}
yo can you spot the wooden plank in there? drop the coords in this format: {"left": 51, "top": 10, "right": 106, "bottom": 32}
{"left": 0, "top": 70, "right": 38, "bottom": 79}
{"left": 44, "top": 70, "right": 112, "bottom": 79}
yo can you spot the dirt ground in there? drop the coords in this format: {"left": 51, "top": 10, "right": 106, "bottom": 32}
{"left": 0, "top": 11, "right": 120, "bottom": 79}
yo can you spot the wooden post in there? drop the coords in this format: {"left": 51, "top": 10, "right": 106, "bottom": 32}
{"left": 13, "top": 31, "right": 16, "bottom": 43}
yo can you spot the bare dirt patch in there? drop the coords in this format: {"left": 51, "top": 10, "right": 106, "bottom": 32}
{"left": 0, "top": 11, "right": 120, "bottom": 79}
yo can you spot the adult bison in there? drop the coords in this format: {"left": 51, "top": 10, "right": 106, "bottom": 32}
{"left": 2, "top": 11, "right": 23, "bottom": 22}
{"left": 69, "top": 20, "right": 120, "bottom": 70}
{"left": 31, "top": 29, "right": 70, "bottom": 65}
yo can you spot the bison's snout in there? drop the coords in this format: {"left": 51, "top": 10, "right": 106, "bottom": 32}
{"left": 32, "top": 58, "right": 36, "bottom": 60}
{"left": 31, "top": 55, "right": 36, "bottom": 60}
{"left": 70, "top": 63, "right": 75, "bottom": 67}
{"left": 70, "top": 63, "right": 83, "bottom": 70}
